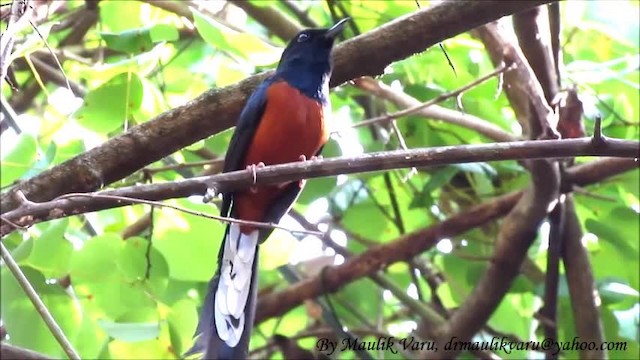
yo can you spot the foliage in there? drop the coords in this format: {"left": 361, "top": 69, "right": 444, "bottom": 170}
{"left": 0, "top": 1, "right": 638, "bottom": 359}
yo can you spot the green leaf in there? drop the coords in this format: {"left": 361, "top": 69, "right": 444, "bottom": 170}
{"left": 25, "top": 219, "right": 73, "bottom": 278}
{"left": 338, "top": 280, "right": 381, "bottom": 320}
{"left": 425, "top": 167, "right": 459, "bottom": 192}
{"left": 167, "top": 299, "right": 198, "bottom": 355}
{"left": 150, "top": 24, "right": 180, "bottom": 43}
{"left": 133, "top": 78, "right": 167, "bottom": 121}
{"left": 153, "top": 201, "right": 224, "bottom": 281}
{"left": 107, "top": 337, "right": 173, "bottom": 359}
{"left": 69, "top": 233, "right": 156, "bottom": 319}
{"left": 297, "top": 177, "right": 337, "bottom": 205}
{"left": 118, "top": 236, "right": 170, "bottom": 296}
{"left": 341, "top": 200, "right": 394, "bottom": 241}
{"left": 75, "top": 73, "right": 144, "bottom": 134}
{"left": 73, "top": 314, "right": 108, "bottom": 359}
{"left": 52, "top": 139, "right": 85, "bottom": 165}
{"left": 1, "top": 266, "right": 82, "bottom": 358}
{"left": 70, "top": 233, "right": 121, "bottom": 283}
{"left": 586, "top": 207, "right": 639, "bottom": 261}
{"left": 8, "top": 23, "right": 54, "bottom": 62}
{"left": 411, "top": 167, "right": 458, "bottom": 208}
{"left": 1, "top": 133, "right": 38, "bottom": 187}
{"left": 100, "top": 24, "right": 178, "bottom": 54}
{"left": 191, "top": 8, "right": 280, "bottom": 66}
{"left": 98, "top": 320, "right": 160, "bottom": 342}
{"left": 598, "top": 278, "right": 639, "bottom": 306}
{"left": 487, "top": 293, "right": 535, "bottom": 348}
{"left": 99, "top": 1, "right": 144, "bottom": 32}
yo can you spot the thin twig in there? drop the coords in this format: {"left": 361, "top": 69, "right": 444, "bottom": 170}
{"left": 0, "top": 0, "right": 31, "bottom": 85}
{"left": 0, "top": 241, "right": 80, "bottom": 360}
{"left": 0, "top": 95, "right": 22, "bottom": 134}
{"left": 0, "top": 215, "right": 26, "bottom": 230}
{"left": 55, "top": 193, "right": 323, "bottom": 237}
{"left": 592, "top": 114, "right": 603, "bottom": 143}
{"left": 353, "top": 63, "right": 512, "bottom": 129}
{"left": 390, "top": 119, "right": 418, "bottom": 181}
{"left": 439, "top": 43, "right": 457, "bottom": 77}
{"left": 571, "top": 185, "right": 617, "bottom": 202}
{"left": 27, "top": 19, "right": 72, "bottom": 94}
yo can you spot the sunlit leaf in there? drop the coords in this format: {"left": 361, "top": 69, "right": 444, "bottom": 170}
{"left": 191, "top": 8, "right": 280, "bottom": 66}
{"left": 98, "top": 320, "right": 161, "bottom": 342}
{"left": 25, "top": 219, "right": 73, "bottom": 278}
{"left": 75, "top": 73, "right": 144, "bottom": 133}
{"left": 1, "top": 133, "right": 38, "bottom": 187}
{"left": 101, "top": 24, "right": 179, "bottom": 54}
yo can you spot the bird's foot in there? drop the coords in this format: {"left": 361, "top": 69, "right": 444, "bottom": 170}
{"left": 294, "top": 155, "right": 322, "bottom": 187}
{"left": 246, "top": 162, "right": 266, "bottom": 193}
{"left": 300, "top": 154, "right": 323, "bottom": 161}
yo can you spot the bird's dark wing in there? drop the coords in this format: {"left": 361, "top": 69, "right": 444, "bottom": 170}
{"left": 220, "top": 77, "right": 274, "bottom": 217}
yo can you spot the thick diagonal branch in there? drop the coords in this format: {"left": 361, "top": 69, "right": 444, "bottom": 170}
{"left": 473, "top": 21, "right": 558, "bottom": 138}
{"left": 513, "top": 5, "right": 559, "bottom": 103}
{"left": 429, "top": 18, "right": 563, "bottom": 358}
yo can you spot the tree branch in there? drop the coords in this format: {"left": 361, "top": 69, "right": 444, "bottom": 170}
{"left": 0, "top": 342, "right": 51, "bottom": 360}
{"left": 561, "top": 195, "right": 607, "bottom": 359}
{"left": 257, "top": 191, "right": 521, "bottom": 324}
{"left": 1, "top": 0, "right": 553, "bottom": 213}
{"left": 233, "top": 0, "right": 301, "bottom": 41}
{"left": 354, "top": 77, "right": 516, "bottom": 143}
{"left": 253, "top": 153, "right": 634, "bottom": 324}
{"left": 431, "top": 159, "right": 559, "bottom": 359}
{"left": 513, "top": 7, "right": 565, "bottom": 358}
{"left": 564, "top": 157, "right": 637, "bottom": 188}
{"left": 2, "top": 138, "right": 636, "bottom": 236}
{"left": 8, "top": 3, "right": 98, "bottom": 113}
{"left": 513, "top": 5, "right": 559, "bottom": 104}
{"left": 353, "top": 62, "right": 513, "bottom": 130}
{"left": 473, "top": 21, "right": 558, "bottom": 139}
{"left": 0, "top": 0, "right": 31, "bottom": 86}
{"left": 429, "top": 14, "right": 567, "bottom": 357}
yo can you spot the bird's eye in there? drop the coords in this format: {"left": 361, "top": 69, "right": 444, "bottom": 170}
{"left": 297, "top": 33, "right": 309, "bottom": 42}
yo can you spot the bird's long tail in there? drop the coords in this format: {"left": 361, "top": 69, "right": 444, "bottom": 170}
{"left": 186, "top": 223, "right": 260, "bottom": 359}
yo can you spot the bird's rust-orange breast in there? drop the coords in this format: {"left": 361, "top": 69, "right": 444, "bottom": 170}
{"left": 234, "top": 81, "right": 330, "bottom": 228}
{"left": 243, "top": 81, "right": 329, "bottom": 167}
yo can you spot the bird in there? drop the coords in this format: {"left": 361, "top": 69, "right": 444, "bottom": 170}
{"left": 186, "top": 18, "right": 349, "bottom": 359}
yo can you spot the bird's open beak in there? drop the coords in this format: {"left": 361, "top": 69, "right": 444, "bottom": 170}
{"left": 325, "top": 18, "right": 350, "bottom": 39}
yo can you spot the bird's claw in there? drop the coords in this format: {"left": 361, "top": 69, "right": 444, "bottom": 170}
{"left": 203, "top": 187, "right": 218, "bottom": 203}
{"left": 246, "top": 162, "right": 266, "bottom": 193}
{"left": 294, "top": 154, "right": 322, "bottom": 187}
{"left": 298, "top": 154, "right": 323, "bottom": 161}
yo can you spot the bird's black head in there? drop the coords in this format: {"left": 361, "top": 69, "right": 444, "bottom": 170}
{"left": 275, "top": 18, "right": 349, "bottom": 101}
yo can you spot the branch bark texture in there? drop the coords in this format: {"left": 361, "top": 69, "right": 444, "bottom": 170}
{"left": 2, "top": 138, "right": 636, "bottom": 236}
{"left": 561, "top": 195, "right": 607, "bottom": 359}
